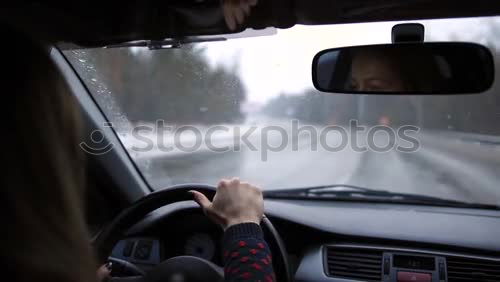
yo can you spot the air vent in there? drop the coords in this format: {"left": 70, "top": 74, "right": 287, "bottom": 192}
{"left": 325, "top": 246, "right": 383, "bottom": 282}
{"left": 447, "top": 256, "right": 500, "bottom": 282}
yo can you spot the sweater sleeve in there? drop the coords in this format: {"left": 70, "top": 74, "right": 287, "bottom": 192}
{"left": 222, "top": 223, "right": 275, "bottom": 282}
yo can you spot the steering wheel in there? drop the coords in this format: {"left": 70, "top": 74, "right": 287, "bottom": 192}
{"left": 93, "top": 184, "right": 292, "bottom": 282}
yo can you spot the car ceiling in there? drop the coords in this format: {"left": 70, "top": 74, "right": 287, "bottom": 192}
{"left": 2, "top": 0, "right": 500, "bottom": 47}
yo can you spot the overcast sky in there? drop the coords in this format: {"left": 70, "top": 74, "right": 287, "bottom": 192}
{"left": 200, "top": 16, "right": 500, "bottom": 104}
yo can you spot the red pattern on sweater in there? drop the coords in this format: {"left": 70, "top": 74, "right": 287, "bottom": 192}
{"left": 223, "top": 238, "right": 275, "bottom": 281}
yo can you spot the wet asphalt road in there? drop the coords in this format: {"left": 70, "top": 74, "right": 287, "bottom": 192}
{"left": 131, "top": 127, "right": 500, "bottom": 206}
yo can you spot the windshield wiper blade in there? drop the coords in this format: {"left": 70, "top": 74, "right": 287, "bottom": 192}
{"left": 264, "top": 184, "right": 390, "bottom": 196}
{"left": 264, "top": 184, "right": 500, "bottom": 210}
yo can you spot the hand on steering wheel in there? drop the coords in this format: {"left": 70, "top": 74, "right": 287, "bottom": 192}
{"left": 93, "top": 183, "right": 291, "bottom": 282}
{"left": 96, "top": 263, "right": 111, "bottom": 282}
{"left": 189, "top": 178, "right": 264, "bottom": 230}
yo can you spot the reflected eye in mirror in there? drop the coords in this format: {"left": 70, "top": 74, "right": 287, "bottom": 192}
{"left": 365, "top": 80, "right": 392, "bottom": 92}
{"left": 312, "top": 42, "right": 495, "bottom": 95}
{"left": 348, "top": 79, "right": 359, "bottom": 91}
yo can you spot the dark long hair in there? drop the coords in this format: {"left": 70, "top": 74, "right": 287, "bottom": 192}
{"left": 0, "top": 24, "right": 96, "bottom": 282}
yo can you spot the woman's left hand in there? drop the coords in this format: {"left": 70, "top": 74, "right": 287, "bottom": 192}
{"left": 222, "top": 0, "right": 258, "bottom": 31}
{"left": 96, "top": 263, "right": 111, "bottom": 282}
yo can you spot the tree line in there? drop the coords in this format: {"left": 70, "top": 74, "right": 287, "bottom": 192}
{"left": 67, "top": 32, "right": 500, "bottom": 135}
{"left": 68, "top": 45, "right": 245, "bottom": 126}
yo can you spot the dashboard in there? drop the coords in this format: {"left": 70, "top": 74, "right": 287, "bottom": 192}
{"left": 110, "top": 199, "right": 500, "bottom": 281}
{"left": 111, "top": 210, "right": 223, "bottom": 271}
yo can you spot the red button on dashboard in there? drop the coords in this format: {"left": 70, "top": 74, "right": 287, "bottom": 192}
{"left": 397, "top": 271, "right": 432, "bottom": 282}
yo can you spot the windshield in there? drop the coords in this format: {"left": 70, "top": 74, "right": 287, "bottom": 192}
{"left": 63, "top": 16, "right": 500, "bottom": 207}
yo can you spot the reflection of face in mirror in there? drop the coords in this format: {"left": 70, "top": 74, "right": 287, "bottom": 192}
{"left": 343, "top": 46, "right": 444, "bottom": 93}
{"left": 349, "top": 51, "right": 407, "bottom": 92}
{"left": 315, "top": 43, "right": 494, "bottom": 94}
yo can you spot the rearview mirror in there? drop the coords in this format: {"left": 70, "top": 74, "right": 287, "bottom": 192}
{"left": 312, "top": 43, "right": 494, "bottom": 94}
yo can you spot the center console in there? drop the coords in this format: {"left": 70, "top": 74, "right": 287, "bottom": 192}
{"left": 382, "top": 252, "right": 447, "bottom": 282}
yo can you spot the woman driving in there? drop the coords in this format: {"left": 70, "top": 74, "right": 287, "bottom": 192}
{"left": 1, "top": 1, "right": 275, "bottom": 280}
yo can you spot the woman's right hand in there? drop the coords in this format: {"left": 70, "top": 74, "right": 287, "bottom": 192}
{"left": 190, "top": 178, "right": 264, "bottom": 230}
